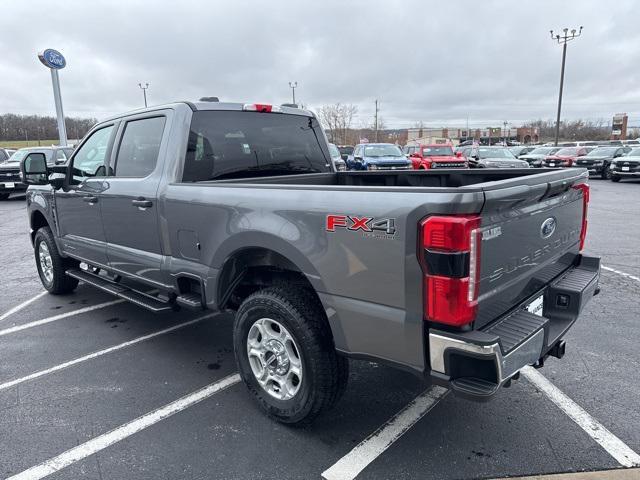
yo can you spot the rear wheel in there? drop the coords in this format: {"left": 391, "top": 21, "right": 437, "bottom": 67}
{"left": 601, "top": 165, "right": 612, "bottom": 180}
{"left": 34, "top": 227, "right": 79, "bottom": 294}
{"left": 233, "top": 285, "right": 348, "bottom": 425}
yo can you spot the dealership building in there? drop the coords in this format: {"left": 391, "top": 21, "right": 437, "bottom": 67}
{"left": 407, "top": 125, "right": 540, "bottom": 145}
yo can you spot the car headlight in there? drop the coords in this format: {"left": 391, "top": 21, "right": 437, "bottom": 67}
{"left": 368, "top": 164, "right": 378, "bottom": 171}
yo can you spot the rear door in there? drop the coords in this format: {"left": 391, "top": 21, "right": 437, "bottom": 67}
{"left": 55, "top": 124, "right": 116, "bottom": 266}
{"left": 100, "top": 113, "right": 169, "bottom": 285}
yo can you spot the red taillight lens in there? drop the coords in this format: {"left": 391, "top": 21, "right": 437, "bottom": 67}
{"left": 420, "top": 215, "right": 481, "bottom": 327}
{"left": 243, "top": 103, "right": 281, "bottom": 113}
{"left": 571, "top": 183, "right": 589, "bottom": 251}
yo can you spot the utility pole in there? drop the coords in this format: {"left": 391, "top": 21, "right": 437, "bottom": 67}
{"left": 138, "top": 82, "right": 149, "bottom": 108}
{"left": 374, "top": 99, "right": 379, "bottom": 142}
{"left": 503, "top": 120, "right": 508, "bottom": 145}
{"left": 288, "top": 81, "right": 298, "bottom": 105}
{"left": 550, "top": 26, "right": 583, "bottom": 146}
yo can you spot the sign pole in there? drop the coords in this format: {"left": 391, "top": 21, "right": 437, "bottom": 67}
{"left": 50, "top": 68, "right": 68, "bottom": 146}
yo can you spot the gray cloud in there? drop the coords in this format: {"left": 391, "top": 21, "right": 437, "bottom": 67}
{"left": 1, "top": 0, "right": 639, "bottom": 128}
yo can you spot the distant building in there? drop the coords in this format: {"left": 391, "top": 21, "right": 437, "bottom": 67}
{"left": 407, "top": 125, "right": 539, "bottom": 145}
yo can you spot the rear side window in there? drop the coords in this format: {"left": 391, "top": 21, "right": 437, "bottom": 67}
{"left": 182, "top": 111, "right": 330, "bottom": 182}
{"left": 114, "top": 116, "right": 166, "bottom": 177}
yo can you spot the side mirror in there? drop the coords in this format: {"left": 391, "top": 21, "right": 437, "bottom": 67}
{"left": 21, "top": 153, "right": 49, "bottom": 185}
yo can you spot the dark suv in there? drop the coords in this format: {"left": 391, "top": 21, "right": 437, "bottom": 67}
{"left": 573, "top": 146, "right": 631, "bottom": 179}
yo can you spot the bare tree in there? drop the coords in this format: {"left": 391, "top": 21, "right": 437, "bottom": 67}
{"left": 317, "top": 103, "right": 358, "bottom": 145}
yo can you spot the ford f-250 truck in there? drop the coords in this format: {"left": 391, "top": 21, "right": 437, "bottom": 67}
{"left": 20, "top": 100, "right": 600, "bottom": 425}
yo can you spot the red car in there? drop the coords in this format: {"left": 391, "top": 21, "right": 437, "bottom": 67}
{"left": 542, "top": 146, "right": 593, "bottom": 168}
{"left": 405, "top": 144, "right": 468, "bottom": 169}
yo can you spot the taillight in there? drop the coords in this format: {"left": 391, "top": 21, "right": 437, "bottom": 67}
{"left": 571, "top": 183, "right": 589, "bottom": 251}
{"left": 242, "top": 103, "right": 281, "bottom": 113}
{"left": 419, "top": 215, "right": 481, "bottom": 327}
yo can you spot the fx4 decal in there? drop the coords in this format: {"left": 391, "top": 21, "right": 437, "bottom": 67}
{"left": 326, "top": 215, "right": 397, "bottom": 235}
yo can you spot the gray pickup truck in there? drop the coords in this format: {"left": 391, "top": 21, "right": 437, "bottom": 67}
{"left": 21, "top": 101, "right": 600, "bottom": 425}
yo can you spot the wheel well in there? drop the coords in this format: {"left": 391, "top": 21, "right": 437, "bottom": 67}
{"left": 218, "top": 248, "right": 317, "bottom": 311}
{"left": 30, "top": 210, "right": 49, "bottom": 242}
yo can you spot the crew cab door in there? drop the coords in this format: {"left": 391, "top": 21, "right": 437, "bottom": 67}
{"left": 100, "top": 113, "right": 168, "bottom": 285}
{"left": 55, "top": 124, "right": 116, "bottom": 266}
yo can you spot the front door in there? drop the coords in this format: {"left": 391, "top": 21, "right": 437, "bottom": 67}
{"left": 100, "top": 114, "right": 168, "bottom": 286}
{"left": 55, "top": 124, "right": 116, "bottom": 267}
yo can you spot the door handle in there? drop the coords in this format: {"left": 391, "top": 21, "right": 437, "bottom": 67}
{"left": 132, "top": 198, "right": 153, "bottom": 208}
{"left": 82, "top": 195, "right": 98, "bottom": 204}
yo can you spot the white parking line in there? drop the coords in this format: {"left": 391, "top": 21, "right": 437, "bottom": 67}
{"left": 322, "top": 386, "right": 449, "bottom": 480}
{"left": 602, "top": 265, "right": 640, "bottom": 283}
{"left": 0, "top": 299, "right": 124, "bottom": 337}
{"left": 6, "top": 373, "right": 241, "bottom": 480}
{"left": 0, "top": 291, "right": 47, "bottom": 323}
{"left": 0, "top": 313, "right": 214, "bottom": 392}
{"left": 522, "top": 366, "right": 640, "bottom": 468}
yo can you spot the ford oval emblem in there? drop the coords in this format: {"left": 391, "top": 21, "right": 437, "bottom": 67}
{"left": 541, "top": 217, "right": 557, "bottom": 238}
{"left": 38, "top": 49, "right": 66, "bottom": 70}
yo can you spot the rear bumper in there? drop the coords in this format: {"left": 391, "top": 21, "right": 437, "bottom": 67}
{"left": 428, "top": 254, "right": 600, "bottom": 400}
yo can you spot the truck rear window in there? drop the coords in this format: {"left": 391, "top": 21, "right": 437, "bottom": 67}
{"left": 182, "top": 111, "right": 331, "bottom": 181}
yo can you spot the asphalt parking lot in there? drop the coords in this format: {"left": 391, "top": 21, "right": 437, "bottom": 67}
{"left": 0, "top": 178, "right": 639, "bottom": 480}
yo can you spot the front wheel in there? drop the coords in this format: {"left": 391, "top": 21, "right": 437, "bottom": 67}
{"left": 611, "top": 175, "right": 621, "bottom": 183}
{"left": 602, "top": 166, "right": 612, "bottom": 180}
{"left": 233, "top": 285, "right": 348, "bottom": 426}
{"left": 34, "top": 227, "right": 79, "bottom": 294}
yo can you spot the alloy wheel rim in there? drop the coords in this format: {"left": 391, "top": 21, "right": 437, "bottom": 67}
{"left": 246, "top": 317, "right": 303, "bottom": 401}
{"left": 38, "top": 241, "right": 54, "bottom": 285}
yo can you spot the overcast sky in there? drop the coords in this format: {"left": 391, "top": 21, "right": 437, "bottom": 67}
{"left": 1, "top": 0, "right": 639, "bottom": 128}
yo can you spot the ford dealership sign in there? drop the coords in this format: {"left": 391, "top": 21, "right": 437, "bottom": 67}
{"left": 38, "top": 49, "right": 66, "bottom": 69}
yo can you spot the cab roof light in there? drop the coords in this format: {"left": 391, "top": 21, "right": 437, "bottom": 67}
{"left": 243, "top": 103, "right": 282, "bottom": 113}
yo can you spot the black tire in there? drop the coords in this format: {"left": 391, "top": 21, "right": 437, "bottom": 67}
{"left": 601, "top": 166, "right": 611, "bottom": 180}
{"left": 233, "top": 285, "right": 348, "bottom": 426}
{"left": 611, "top": 175, "right": 621, "bottom": 183}
{"left": 0, "top": 193, "right": 10, "bottom": 200}
{"left": 34, "top": 227, "right": 79, "bottom": 294}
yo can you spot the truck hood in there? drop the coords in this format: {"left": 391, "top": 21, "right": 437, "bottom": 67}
{"left": 546, "top": 155, "right": 576, "bottom": 161}
{"left": 0, "top": 162, "right": 20, "bottom": 171}
{"left": 365, "top": 156, "right": 411, "bottom": 165}
{"left": 424, "top": 155, "right": 460, "bottom": 162}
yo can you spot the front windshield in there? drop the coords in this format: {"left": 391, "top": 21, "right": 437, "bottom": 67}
{"left": 422, "top": 146, "right": 454, "bottom": 156}
{"left": 477, "top": 148, "right": 516, "bottom": 159}
{"left": 338, "top": 146, "right": 353, "bottom": 156}
{"left": 328, "top": 144, "right": 341, "bottom": 160}
{"left": 555, "top": 147, "right": 579, "bottom": 156}
{"left": 586, "top": 147, "right": 617, "bottom": 156}
{"left": 7, "top": 149, "right": 53, "bottom": 163}
{"left": 529, "top": 147, "right": 559, "bottom": 155}
{"left": 628, "top": 148, "right": 640, "bottom": 156}
{"left": 364, "top": 144, "right": 403, "bottom": 157}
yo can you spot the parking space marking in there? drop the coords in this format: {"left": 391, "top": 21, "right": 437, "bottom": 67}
{"left": 0, "top": 291, "right": 47, "bottom": 323}
{"left": 322, "top": 386, "right": 449, "bottom": 480}
{"left": 0, "top": 299, "right": 124, "bottom": 337}
{"left": 602, "top": 265, "right": 640, "bottom": 283}
{"left": 0, "top": 313, "right": 215, "bottom": 392}
{"left": 522, "top": 366, "right": 640, "bottom": 468}
{"left": 6, "top": 373, "right": 241, "bottom": 480}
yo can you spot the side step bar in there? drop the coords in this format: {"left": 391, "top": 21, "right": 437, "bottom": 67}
{"left": 66, "top": 268, "right": 174, "bottom": 313}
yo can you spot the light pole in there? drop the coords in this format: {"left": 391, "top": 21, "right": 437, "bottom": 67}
{"left": 288, "top": 81, "right": 298, "bottom": 105}
{"left": 550, "top": 26, "right": 583, "bottom": 146}
{"left": 138, "top": 82, "right": 149, "bottom": 108}
{"left": 503, "top": 120, "right": 508, "bottom": 145}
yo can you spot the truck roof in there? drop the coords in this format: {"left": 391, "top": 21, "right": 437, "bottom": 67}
{"left": 101, "top": 101, "right": 315, "bottom": 123}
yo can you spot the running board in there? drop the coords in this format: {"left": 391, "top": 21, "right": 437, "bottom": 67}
{"left": 66, "top": 268, "right": 174, "bottom": 312}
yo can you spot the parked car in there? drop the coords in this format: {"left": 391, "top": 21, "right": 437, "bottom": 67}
{"left": 458, "top": 146, "right": 529, "bottom": 168}
{"left": 337, "top": 145, "right": 354, "bottom": 160}
{"left": 0, "top": 146, "right": 74, "bottom": 200}
{"left": 610, "top": 147, "right": 640, "bottom": 182}
{"left": 346, "top": 143, "right": 412, "bottom": 171}
{"left": 405, "top": 144, "right": 467, "bottom": 169}
{"left": 542, "top": 147, "right": 593, "bottom": 168}
{"left": 0, "top": 148, "right": 14, "bottom": 163}
{"left": 509, "top": 146, "right": 536, "bottom": 158}
{"left": 328, "top": 143, "right": 346, "bottom": 171}
{"left": 519, "top": 147, "right": 561, "bottom": 167}
{"left": 20, "top": 100, "right": 599, "bottom": 425}
{"left": 572, "top": 146, "right": 632, "bottom": 179}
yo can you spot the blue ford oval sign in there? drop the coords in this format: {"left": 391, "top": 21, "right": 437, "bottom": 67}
{"left": 38, "top": 49, "right": 66, "bottom": 69}
{"left": 541, "top": 217, "right": 557, "bottom": 239}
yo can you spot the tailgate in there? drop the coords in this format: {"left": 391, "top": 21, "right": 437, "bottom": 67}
{"left": 474, "top": 170, "right": 587, "bottom": 329}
